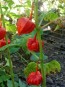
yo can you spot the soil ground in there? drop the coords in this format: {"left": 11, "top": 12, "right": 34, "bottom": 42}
{"left": 43, "top": 29, "right": 65, "bottom": 87}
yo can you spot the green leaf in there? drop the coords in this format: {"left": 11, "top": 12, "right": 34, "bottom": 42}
{"left": 0, "top": 43, "right": 21, "bottom": 52}
{"left": 8, "top": 12, "right": 21, "bottom": 19}
{"left": 40, "top": 11, "right": 59, "bottom": 22}
{"left": 0, "top": 71, "right": 6, "bottom": 76}
{"left": 24, "top": 62, "right": 37, "bottom": 77}
{"left": 5, "top": 57, "right": 9, "bottom": 66}
{"left": 0, "top": 70, "right": 10, "bottom": 83}
{"left": 14, "top": 5, "right": 23, "bottom": 8}
{"left": 2, "top": 6, "right": 8, "bottom": 10}
{"left": 54, "top": 25, "right": 60, "bottom": 31}
{"left": 1, "top": 75, "right": 9, "bottom": 81}
{"left": 4, "top": 0, "right": 14, "bottom": 8}
{"left": 10, "top": 47, "right": 20, "bottom": 54}
{"left": 6, "top": 23, "right": 16, "bottom": 33}
{"left": 7, "top": 80, "right": 12, "bottom": 87}
{"left": 44, "top": 12, "right": 58, "bottom": 21}
{"left": 7, "top": 80, "right": 19, "bottom": 87}
{"left": 19, "top": 79, "right": 26, "bottom": 87}
{"left": 12, "top": 34, "right": 32, "bottom": 54}
{"left": 30, "top": 52, "right": 48, "bottom": 61}
{"left": 24, "top": 60, "right": 61, "bottom": 77}
{"left": 39, "top": 60, "right": 61, "bottom": 75}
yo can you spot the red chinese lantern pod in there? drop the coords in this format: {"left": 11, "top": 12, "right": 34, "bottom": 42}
{"left": 27, "top": 71, "right": 42, "bottom": 86}
{"left": 0, "top": 27, "right": 6, "bottom": 40}
{"left": 27, "top": 36, "right": 44, "bottom": 52}
{"left": 0, "top": 38, "right": 11, "bottom": 47}
{"left": 16, "top": 17, "right": 35, "bottom": 35}
{"left": 27, "top": 38, "right": 39, "bottom": 52}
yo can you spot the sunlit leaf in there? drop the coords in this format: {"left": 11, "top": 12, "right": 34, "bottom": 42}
{"left": 6, "top": 23, "right": 16, "bottom": 33}
{"left": 4, "top": 0, "right": 14, "bottom": 8}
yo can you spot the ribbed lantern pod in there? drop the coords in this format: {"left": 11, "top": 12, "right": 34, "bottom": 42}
{"left": 27, "top": 63, "right": 42, "bottom": 86}
{"left": 17, "top": 17, "right": 35, "bottom": 35}
{"left": 27, "top": 34, "right": 44, "bottom": 52}
{"left": 16, "top": 2, "right": 35, "bottom": 35}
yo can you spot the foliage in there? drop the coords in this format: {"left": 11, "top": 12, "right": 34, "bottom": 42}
{"left": 0, "top": 34, "right": 32, "bottom": 54}
{"left": 11, "top": 34, "right": 34, "bottom": 54}
{"left": 40, "top": 11, "right": 59, "bottom": 22}
{"left": 24, "top": 60, "right": 61, "bottom": 77}
{"left": 24, "top": 62, "right": 37, "bottom": 77}
{"left": 7, "top": 80, "right": 19, "bottom": 87}
{"left": 39, "top": 10, "right": 59, "bottom": 27}
{"left": 43, "top": 60, "right": 61, "bottom": 75}
{"left": 0, "top": 70, "right": 10, "bottom": 83}
{"left": 30, "top": 52, "right": 48, "bottom": 61}
{"left": 19, "top": 79, "right": 26, "bottom": 87}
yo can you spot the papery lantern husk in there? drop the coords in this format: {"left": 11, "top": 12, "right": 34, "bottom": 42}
{"left": 17, "top": 17, "right": 35, "bottom": 35}
{"left": 27, "top": 71, "right": 42, "bottom": 86}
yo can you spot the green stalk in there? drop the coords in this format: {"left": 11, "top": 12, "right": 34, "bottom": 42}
{"left": 34, "top": 0, "right": 46, "bottom": 87}
{"left": 37, "top": 30, "right": 46, "bottom": 87}
{"left": 0, "top": 3, "right": 15, "bottom": 87}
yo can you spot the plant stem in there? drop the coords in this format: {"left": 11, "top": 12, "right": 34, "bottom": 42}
{"left": 34, "top": 0, "right": 46, "bottom": 87}
{"left": 41, "top": 17, "right": 61, "bottom": 29}
{"left": 0, "top": 3, "right": 15, "bottom": 87}
{"left": 37, "top": 30, "right": 46, "bottom": 87}
{"left": 41, "top": 21, "right": 53, "bottom": 29}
